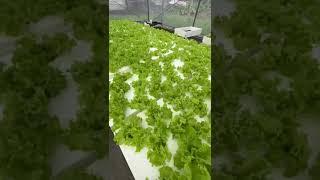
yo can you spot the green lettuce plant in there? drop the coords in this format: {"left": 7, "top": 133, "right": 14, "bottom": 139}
{"left": 110, "top": 20, "right": 211, "bottom": 180}
{"left": 213, "top": 0, "right": 320, "bottom": 178}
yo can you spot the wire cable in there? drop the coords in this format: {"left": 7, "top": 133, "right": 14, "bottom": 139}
{"left": 193, "top": 0, "right": 202, "bottom": 26}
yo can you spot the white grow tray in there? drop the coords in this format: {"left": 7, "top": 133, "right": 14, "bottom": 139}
{"left": 174, "top": 26, "right": 202, "bottom": 38}
{"left": 109, "top": 122, "right": 160, "bottom": 180}
{"left": 202, "top": 36, "right": 211, "bottom": 45}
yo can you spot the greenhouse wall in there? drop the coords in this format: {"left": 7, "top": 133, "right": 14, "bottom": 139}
{"left": 109, "top": 0, "right": 211, "bottom": 35}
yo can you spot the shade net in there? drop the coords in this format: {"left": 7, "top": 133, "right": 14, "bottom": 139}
{"left": 109, "top": 0, "right": 211, "bottom": 35}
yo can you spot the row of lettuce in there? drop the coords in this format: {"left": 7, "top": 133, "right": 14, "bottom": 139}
{"left": 0, "top": 0, "right": 107, "bottom": 179}
{"left": 213, "top": 0, "right": 320, "bottom": 179}
{"left": 110, "top": 20, "right": 211, "bottom": 180}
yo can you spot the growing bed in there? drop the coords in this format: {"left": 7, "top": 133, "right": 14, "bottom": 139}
{"left": 0, "top": 1, "right": 107, "bottom": 179}
{"left": 109, "top": 20, "right": 211, "bottom": 180}
{"left": 212, "top": 0, "right": 320, "bottom": 179}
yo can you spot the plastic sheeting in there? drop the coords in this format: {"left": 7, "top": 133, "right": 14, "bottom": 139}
{"left": 109, "top": 0, "right": 211, "bottom": 35}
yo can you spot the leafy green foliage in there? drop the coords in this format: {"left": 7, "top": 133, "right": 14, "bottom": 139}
{"left": 110, "top": 20, "right": 211, "bottom": 179}
{"left": 0, "top": 0, "right": 107, "bottom": 179}
{"left": 309, "top": 153, "right": 320, "bottom": 180}
{"left": 0, "top": 0, "right": 107, "bottom": 36}
{"left": 59, "top": 0, "right": 107, "bottom": 176}
{"left": 64, "top": 7, "right": 107, "bottom": 157}
{"left": 0, "top": 34, "right": 73, "bottom": 180}
{"left": 64, "top": 56, "right": 107, "bottom": 157}
{"left": 213, "top": 0, "right": 320, "bottom": 178}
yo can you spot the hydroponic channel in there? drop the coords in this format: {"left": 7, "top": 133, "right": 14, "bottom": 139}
{"left": 213, "top": 0, "right": 320, "bottom": 179}
{"left": 109, "top": 20, "right": 211, "bottom": 180}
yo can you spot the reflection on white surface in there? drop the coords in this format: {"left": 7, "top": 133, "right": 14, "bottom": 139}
{"left": 109, "top": 118, "right": 114, "bottom": 127}
{"left": 120, "top": 145, "right": 160, "bottom": 180}
{"left": 118, "top": 66, "right": 132, "bottom": 74}
{"left": 109, "top": 73, "right": 115, "bottom": 83}
{"left": 0, "top": 36, "right": 16, "bottom": 69}
{"left": 49, "top": 39, "right": 92, "bottom": 129}
{"left": 149, "top": 47, "right": 158, "bottom": 53}
{"left": 157, "top": 98, "right": 164, "bottom": 107}
{"left": 159, "top": 62, "right": 165, "bottom": 69}
{"left": 204, "top": 98, "right": 211, "bottom": 115}
{"left": 163, "top": 50, "right": 174, "bottom": 57}
{"left": 137, "top": 111, "right": 150, "bottom": 129}
{"left": 50, "top": 144, "right": 90, "bottom": 176}
{"left": 29, "top": 16, "right": 72, "bottom": 37}
{"left": 195, "top": 115, "right": 207, "bottom": 123}
{"left": 151, "top": 56, "right": 160, "bottom": 61}
{"left": 174, "top": 69, "right": 185, "bottom": 79}
{"left": 166, "top": 134, "right": 179, "bottom": 169}
{"left": 125, "top": 74, "right": 139, "bottom": 85}
{"left": 146, "top": 88, "right": 156, "bottom": 100}
{"left": 125, "top": 108, "right": 138, "bottom": 117}
{"left": 161, "top": 75, "right": 167, "bottom": 83}
{"left": 125, "top": 86, "right": 135, "bottom": 102}
{"left": 172, "top": 59, "right": 184, "bottom": 68}
{"left": 48, "top": 75, "right": 79, "bottom": 129}
{"left": 87, "top": 155, "right": 108, "bottom": 180}
{"left": 312, "top": 45, "right": 320, "bottom": 62}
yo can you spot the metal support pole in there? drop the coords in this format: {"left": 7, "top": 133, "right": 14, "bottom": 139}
{"left": 192, "top": 0, "right": 202, "bottom": 26}
{"left": 125, "top": 0, "right": 128, "bottom": 10}
{"left": 147, "top": 0, "right": 150, "bottom": 21}
{"left": 161, "top": 0, "right": 165, "bottom": 25}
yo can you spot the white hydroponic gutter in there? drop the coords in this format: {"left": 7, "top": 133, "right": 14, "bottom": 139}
{"left": 109, "top": 113, "right": 180, "bottom": 180}
{"left": 109, "top": 123, "right": 160, "bottom": 179}
{"left": 109, "top": 75, "right": 178, "bottom": 180}
{"left": 109, "top": 67, "right": 211, "bottom": 179}
{"left": 109, "top": 71, "right": 160, "bottom": 180}
{"left": 114, "top": 139, "right": 160, "bottom": 179}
